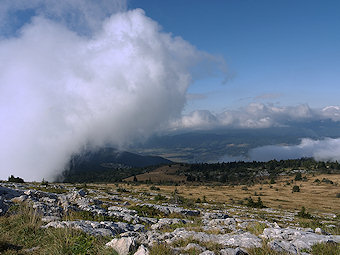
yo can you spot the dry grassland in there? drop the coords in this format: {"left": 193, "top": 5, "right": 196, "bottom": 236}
{"left": 118, "top": 173, "right": 340, "bottom": 214}
{"left": 124, "top": 165, "right": 187, "bottom": 182}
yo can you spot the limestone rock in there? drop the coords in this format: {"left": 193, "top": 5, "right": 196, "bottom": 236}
{"left": 134, "top": 245, "right": 149, "bottom": 255}
{"left": 106, "top": 237, "right": 137, "bottom": 255}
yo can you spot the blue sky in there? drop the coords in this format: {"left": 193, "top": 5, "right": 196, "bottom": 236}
{"left": 1, "top": 0, "right": 340, "bottom": 179}
{"left": 129, "top": 0, "right": 340, "bottom": 113}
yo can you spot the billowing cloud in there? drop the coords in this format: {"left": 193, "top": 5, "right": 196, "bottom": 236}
{"left": 0, "top": 2, "right": 218, "bottom": 181}
{"left": 171, "top": 103, "right": 340, "bottom": 130}
{"left": 249, "top": 137, "right": 340, "bottom": 162}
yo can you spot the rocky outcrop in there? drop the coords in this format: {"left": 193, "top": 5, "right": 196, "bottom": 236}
{"left": 262, "top": 227, "right": 340, "bottom": 254}
{"left": 43, "top": 220, "right": 145, "bottom": 236}
{"left": 106, "top": 237, "right": 137, "bottom": 255}
{"left": 1, "top": 183, "right": 339, "bottom": 255}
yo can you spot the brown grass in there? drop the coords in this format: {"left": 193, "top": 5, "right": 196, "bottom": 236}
{"left": 124, "top": 164, "right": 187, "bottom": 182}
{"left": 116, "top": 173, "right": 340, "bottom": 214}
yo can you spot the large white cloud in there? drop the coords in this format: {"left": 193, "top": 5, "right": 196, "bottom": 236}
{"left": 0, "top": 4, "right": 216, "bottom": 181}
{"left": 171, "top": 103, "right": 340, "bottom": 130}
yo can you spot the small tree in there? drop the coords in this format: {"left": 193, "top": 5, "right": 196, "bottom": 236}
{"left": 297, "top": 206, "right": 312, "bottom": 218}
{"left": 8, "top": 175, "right": 24, "bottom": 183}
{"left": 292, "top": 185, "right": 300, "bottom": 192}
{"left": 41, "top": 178, "right": 49, "bottom": 186}
{"left": 295, "top": 172, "right": 302, "bottom": 181}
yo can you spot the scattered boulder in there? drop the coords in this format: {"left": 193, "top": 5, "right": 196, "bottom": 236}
{"left": 134, "top": 245, "right": 149, "bottom": 255}
{"left": 220, "top": 247, "right": 248, "bottom": 255}
{"left": 106, "top": 237, "right": 137, "bottom": 255}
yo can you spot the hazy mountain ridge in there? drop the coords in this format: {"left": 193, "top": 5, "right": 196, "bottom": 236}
{"left": 132, "top": 120, "right": 340, "bottom": 162}
{"left": 60, "top": 148, "right": 172, "bottom": 182}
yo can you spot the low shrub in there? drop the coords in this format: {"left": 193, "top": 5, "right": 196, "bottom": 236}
{"left": 292, "top": 185, "right": 300, "bottom": 192}
{"left": 246, "top": 197, "right": 266, "bottom": 208}
{"left": 150, "top": 186, "right": 160, "bottom": 191}
{"left": 7, "top": 175, "right": 24, "bottom": 183}
{"left": 297, "top": 206, "right": 312, "bottom": 219}
{"left": 154, "top": 194, "right": 167, "bottom": 201}
{"left": 321, "top": 178, "right": 334, "bottom": 184}
{"left": 129, "top": 205, "right": 165, "bottom": 218}
{"left": 246, "top": 222, "right": 267, "bottom": 235}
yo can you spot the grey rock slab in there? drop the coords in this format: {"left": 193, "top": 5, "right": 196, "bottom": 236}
{"left": 11, "top": 195, "right": 27, "bottom": 203}
{"left": 203, "top": 212, "right": 230, "bottom": 219}
{"left": 0, "top": 198, "right": 9, "bottom": 215}
{"left": 169, "top": 229, "right": 262, "bottom": 249}
{"left": 262, "top": 227, "right": 340, "bottom": 251}
{"left": 41, "top": 216, "right": 61, "bottom": 222}
{"left": 269, "top": 240, "right": 298, "bottom": 254}
{"left": 42, "top": 220, "right": 144, "bottom": 236}
{"left": 220, "top": 248, "right": 248, "bottom": 255}
{"left": 151, "top": 218, "right": 191, "bottom": 230}
{"left": 199, "top": 251, "right": 215, "bottom": 255}
{"left": 184, "top": 243, "right": 206, "bottom": 252}
{"left": 134, "top": 245, "right": 149, "bottom": 255}
{"left": 0, "top": 186, "right": 23, "bottom": 199}
{"left": 139, "top": 203, "right": 200, "bottom": 216}
{"left": 106, "top": 237, "right": 137, "bottom": 255}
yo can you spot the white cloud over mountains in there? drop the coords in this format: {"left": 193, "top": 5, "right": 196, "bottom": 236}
{"left": 249, "top": 137, "right": 340, "bottom": 162}
{"left": 0, "top": 1, "right": 220, "bottom": 181}
{"left": 171, "top": 103, "right": 340, "bottom": 130}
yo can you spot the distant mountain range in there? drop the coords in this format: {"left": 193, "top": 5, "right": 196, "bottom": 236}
{"left": 131, "top": 120, "right": 340, "bottom": 162}
{"left": 60, "top": 148, "right": 172, "bottom": 182}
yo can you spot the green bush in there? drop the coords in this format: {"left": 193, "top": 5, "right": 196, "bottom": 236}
{"left": 154, "top": 194, "right": 167, "bottom": 201}
{"left": 292, "top": 185, "right": 300, "bottom": 192}
{"left": 246, "top": 197, "right": 266, "bottom": 208}
{"left": 150, "top": 186, "right": 160, "bottom": 191}
{"left": 41, "top": 179, "right": 49, "bottom": 186}
{"left": 297, "top": 206, "right": 312, "bottom": 219}
{"left": 129, "top": 205, "right": 165, "bottom": 218}
{"left": 7, "top": 175, "right": 24, "bottom": 183}
{"left": 294, "top": 172, "right": 302, "bottom": 181}
{"left": 321, "top": 178, "right": 333, "bottom": 184}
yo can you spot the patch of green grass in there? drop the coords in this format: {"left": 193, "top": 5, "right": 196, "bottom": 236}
{"left": 149, "top": 243, "right": 174, "bottom": 255}
{"left": 246, "top": 222, "right": 267, "bottom": 236}
{"left": 0, "top": 203, "right": 117, "bottom": 254}
{"left": 297, "top": 206, "right": 312, "bottom": 219}
{"left": 298, "top": 218, "right": 340, "bottom": 235}
{"left": 63, "top": 210, "right": 130, "bottom": 224}
{"left": 44, "top": 228, "right": 117, "bottom": 255}
{"left": 310, "top": 242, "right": 340, "bottom": 255}
{"left": 247, "top": 241, "right": 287, "bottom": 255}
{"left": 154, "top": 194, "right": 167, "bottom": 201}
{"left": 171, "top": 237, "right": 224, "bottom": 254}
{"left": 150, "top": 186, "right": 160, "bottom": 191}
{"left": 129, "top": 205, "right": 166, "bottom": 218}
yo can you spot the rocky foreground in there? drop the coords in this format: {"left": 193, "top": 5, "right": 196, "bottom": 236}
{"left": 0, "top": 182, "right": 339, "bottom": 255}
